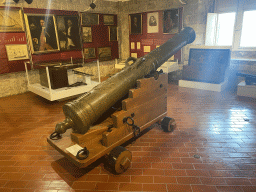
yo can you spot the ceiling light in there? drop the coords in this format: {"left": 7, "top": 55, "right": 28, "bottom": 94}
{"left": 90, "top": 2, "right": 96, "bottom": 9}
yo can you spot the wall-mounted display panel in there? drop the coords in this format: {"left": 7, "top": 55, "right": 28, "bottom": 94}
{"left": 56, "top": 15, "right": 82, "bottom": 51}
{"left": 0, "top": 8, "right": 24, "bottom": 32}
{"left": 24, "top": 14, "right": 59, "bottom": 54}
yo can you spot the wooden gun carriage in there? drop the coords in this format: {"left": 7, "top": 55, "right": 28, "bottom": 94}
{"left": 47, "top": 27, "right": 196, "bottom": 174}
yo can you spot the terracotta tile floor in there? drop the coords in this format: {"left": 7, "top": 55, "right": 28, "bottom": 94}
{"left": 0, "top": 84, "right": 256, "bottom": 192}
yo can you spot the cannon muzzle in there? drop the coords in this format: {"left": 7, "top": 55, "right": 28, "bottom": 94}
{"left": 54, "top": 27, "right": 196, "bottom": 135}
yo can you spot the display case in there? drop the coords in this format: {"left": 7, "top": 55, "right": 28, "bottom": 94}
{"left": 25, "top": 61, "right": 101, "bottom": 101}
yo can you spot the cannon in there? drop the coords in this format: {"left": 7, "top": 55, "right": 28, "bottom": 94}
{"left": 48, "top": 27, "right": 196, "bottom": 174}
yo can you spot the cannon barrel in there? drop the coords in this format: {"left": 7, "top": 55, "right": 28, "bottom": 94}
{"left": 55, "top": 27, "right": 196, "bottom": 134}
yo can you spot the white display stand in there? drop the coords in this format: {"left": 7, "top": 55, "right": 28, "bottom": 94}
{"left": 237, "top": 81, "right": 256, "bottom": 98}
{"left": 114, "top": 58, "right": 179, "bottom": 73}
{"left": 24, "top": 61, "right": 101, "bottom": 101}
{"left": 179, "top": 79, "right": 228, "bottom": 92}
{"left": 115, "top": 59, "right": 126, "bottom": 69}
{"left": 157, "top": 60, "right": 179, "bottom": 73}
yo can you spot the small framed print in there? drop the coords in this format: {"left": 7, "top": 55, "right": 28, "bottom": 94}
{"left": 82, "top": 27, "right": 92, "bottom": 43}
{"left": 147, "top": 12, "right": 159, "bottom": 33}
{"left": 129, "top": 13, "right": 142, "bottom": 34}
{"left": 103, "top": 15, "right": 114, "bottom": 25}
{"left": 81, "top": 13, "right": 99, "bottom": 26}
{"left": 5, "top": 44, "right": 29, "bottom": 61}
{"left": 163, "top": 9, "right": 179, "bottom": 34}
{"left": 84, "top": 47, "right": 96, "bottom": 59}
{"left": 98, "top": 47, "right": 111, "bottom": 61}
{"left": 109, "top": 26, "right": 117, "bottom": 41}
{"left": 0, "top": 9, "right": 24, "bottom": 32}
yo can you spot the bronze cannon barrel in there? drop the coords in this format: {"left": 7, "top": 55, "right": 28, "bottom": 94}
{"left": 55, "top": 27, "right": 196, "bottom": 134}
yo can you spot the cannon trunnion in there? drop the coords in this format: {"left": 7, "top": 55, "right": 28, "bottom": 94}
{"left": 47, "top": 27, "right": 196, "bottom": 173}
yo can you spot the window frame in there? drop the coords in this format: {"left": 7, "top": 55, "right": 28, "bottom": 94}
{"left": 205, "top": 9, "right": 256, "bottom": 51}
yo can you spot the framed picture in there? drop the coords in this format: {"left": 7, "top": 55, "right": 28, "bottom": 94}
{"left": 81, "top": 13, "right": 99, "bottom": 26}
{"left": 109, "top": 26, "right": 117, "bottom": 41}
{"left": 24, "top": 14, "right": 59, "bottom": 54}
{"left": 82, "top": 27, "right": 92, "bottom": 43}
{"left": 84, "top": 48, "right": 96, "bottom": 59}
{"left": 147, "top": 12, "right": 159, "bottom": 33}
{"left": 0, "top": 9, "right": 24, "bottom": 32}
{"left": 103, "top": 15, "right": 114, "bottom": 25}
{"left": 56, "top": 15, "right": 81, "bottom": 51}
{"left": 98, "top": 47, "right": 111, "bottom": 61}
{"left": 5, "top": 44, "right": 29, "bottom": 61}
{"left": 163, "top": 9, "right": 179, "bottom": 34}
{"left": 129, "top": 13, "right": 142, "bottom": 34}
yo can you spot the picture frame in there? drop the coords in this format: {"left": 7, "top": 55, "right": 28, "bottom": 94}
{"left": 103, "top": 15, "right": 114, "bottom": 25}
{"left": 163, "top": 9, "right": 179, "bottom": 34}
{"left": 98, "top": 47, "right": 111, "bottom": 61}
{"left": 147, "top": 12, "right": 159, "bottom": 33}
{"left": 129, "top": 13, "right": 142, "bottom": 34}
{"left": 56, "top": 15, "right": 82, "bottom": 51}
{"left": 0, "top": 8, "right": 24, "bottom": 32}
{"left": 109, "top": 26, "right": 117, "bottom": 41}
{"left": 84, "top": 47, "right": 96, "bottom": 59}
{"left": 81, "top": 13, "right": 99, "bottom": 26}
{"left": 5, "top": 44, "right": 29, "bottom": 61}
{"left": 24, "top": 14, "right": 59, "bottom": 54}
{"left": 82, "top": 27, "right": 92, "bottom": 43}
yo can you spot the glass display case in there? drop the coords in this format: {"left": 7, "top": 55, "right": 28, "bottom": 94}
{"left": 24, "top": 60, "right": 101, "bottom": 101}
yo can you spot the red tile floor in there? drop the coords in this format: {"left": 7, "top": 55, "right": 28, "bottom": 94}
{"left": 0, "top": 84, "right": 256, "bottom": 192}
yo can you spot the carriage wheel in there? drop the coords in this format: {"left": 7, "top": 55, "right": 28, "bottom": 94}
{"left": 161, "top": 117, "right": 176, "bottom": 132}
{"left": 108, "top": 146, "right": 132, "bottom": 174}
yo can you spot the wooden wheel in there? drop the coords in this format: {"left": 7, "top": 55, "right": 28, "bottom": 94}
{"left": 108, "top": 146, "right": 132, "bottom": 174}
{"left": 161, "top": 117, "right": 176, "bottom": 132}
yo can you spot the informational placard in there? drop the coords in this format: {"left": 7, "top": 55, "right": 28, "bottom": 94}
{"left": 131, "top": 52, "right": 137, "bottom": 58}
{"left": 66, "top": 144, "right": 83, "bottom": 156}
{"left": 144, "top": 46, "right": 151, "bottom": 52}
{"left": 131, "top": 42, "right": 135, "bottom": 49}
{"left": 5, "top": 44, "right": 29, "bottom": 61}
{"left": 137, "top": 42, "right": 141, "bottom": 49}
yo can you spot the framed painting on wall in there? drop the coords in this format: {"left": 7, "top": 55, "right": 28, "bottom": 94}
{"left": 98, "top": 47, "right": 111, "bottom": 61}
{"left": 84, "top": 48, "right": 96, "bottom": 59}
{"left": 82, "top": 27, "right": 92, "bottom": 43}
{"left": 103, "top": 15, "right": 114, "bottom": 25}
{"left": 129, "top": 13, "right": 142, "bottom": 34}
{"left": 147, "top": 12, "right": 159, "bottom": 33}
{"left": 163, "top": 9, "right": 179, "bottom": 34}
{"left": 109, "top": 26, "right": 117, "bottom": 41}
{"left": 0, "top": 9, "right": 24, "bottom": 32}
{"left": 56, "top": 15, "right": 81, "bottom": 51}
{"left": 81, "top": 13, "right": 99, "bottom": 26}
{"left": 24, "top": 14, "right": 59, "bottom": 54}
